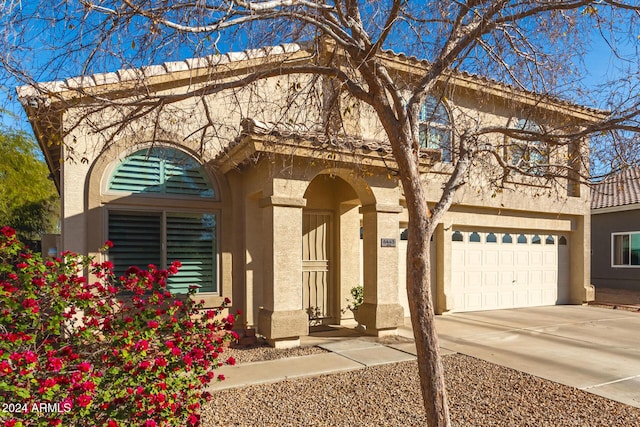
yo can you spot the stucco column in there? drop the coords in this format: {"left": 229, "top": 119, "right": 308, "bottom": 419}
{"left": 436, "top": 222, "right": 453, "bottom": 314}
{"left": 358, "top": 203, "right": 404, "bottom": 336}
{"left": 570, "top": 215, "right": 594, "bottom": 303}
{"left": 257, "top": 196, "right": 309, "bottom": 348}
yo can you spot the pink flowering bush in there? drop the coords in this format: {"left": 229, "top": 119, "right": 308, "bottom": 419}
{"left": 0, "top": 226, "right": 238, "bottom": 427}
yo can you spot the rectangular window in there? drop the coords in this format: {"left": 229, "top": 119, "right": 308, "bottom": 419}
{"left": 108, "top": 211, "right": 217, "bottom": 293}
{"left": 612, "top": 232, "right": 640, "bottom": 267}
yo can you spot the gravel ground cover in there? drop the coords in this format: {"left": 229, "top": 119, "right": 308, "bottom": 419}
{"left": 203, "top": 354, "right": 640, "bottom": 426}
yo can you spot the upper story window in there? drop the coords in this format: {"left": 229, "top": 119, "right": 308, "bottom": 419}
{"left": 419, "top": 96, "right": 452, "bottom": 162}
{"left": 612, "top": 232, "right": 640, "bottom": 267}
{"left": 109, "top": 147, "right": 215, "bottom": 198}
{"left": 507, "top": 118, "right": 549, "bottom": 176}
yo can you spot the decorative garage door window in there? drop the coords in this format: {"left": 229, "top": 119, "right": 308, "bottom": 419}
{"left": 109, "top": 147, "right": 214, "bottom": 198}
{"left": 612, "top": 232, "right": 640, "bottom": 267}
{"left": 419, "top": 96, "right": 452, "bottom": 162}
{"left": 107, "top": 147, "right": 218, "bottom": 294}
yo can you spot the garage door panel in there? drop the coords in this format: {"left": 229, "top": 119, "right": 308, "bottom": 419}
{"left": 451, "top": 230, "right": 568, "bottom": 312}
{"left": 514, "top": 290, "right": 529, "bottom": 306}
{"left": 516, "top": 271, "right": 529, "bottom": 285}
{"left": 452, "top": 270, "right": 464, "bottom": 286}
{"left": 484, "top": 271, "right": 498, "bottom": 286}
{"left": 531, "top": 251, "right": 543, "bottom": 265}
{"left": 484, "top": 250, "right": 499, "bottom": 266}
{"left": 500, "top": 271, "right": 515, "bottom": 285}
{"left": 544, "top": 252, "right": 557, "bottom": 265}
{"left": 465, "top": 293, "right": 482, "bottom": 310}
{"left": 500, "top": 251, "right": 515, "bottom": 265}
{"left": 516, "top": 252, "right": 529, "bottom": 265}
{"left": 499, "top": 292, "right": 514, "bottom": 307}
{"left": 467, "top": 271, "right": 482, "bottom": 288}
{"left": 542, "top": 289, "right": 557, "bottom": 304}
{"left": 543, "top": 270, "right": 557, "bottom": 285}
{"left": 530, "top": 270, "right": 542, "bottom": 284}
{"left": 529, "top": 289, "right": 543, "bottom": 305}
{"left": 466, "top": 250, "right": 483, "bottom": 266}
{"left": 483, "top": 293, "right": 499, "bottom": 308}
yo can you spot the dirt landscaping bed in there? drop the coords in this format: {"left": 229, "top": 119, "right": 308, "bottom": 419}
{"left": 592, "top": 287, "right": 640, "bottom": 311}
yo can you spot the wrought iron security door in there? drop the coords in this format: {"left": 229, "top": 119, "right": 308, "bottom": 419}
{"left": 302, "top": 212, "right": 332, "bottom": 326}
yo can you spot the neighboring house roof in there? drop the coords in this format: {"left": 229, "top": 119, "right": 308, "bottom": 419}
{"left": 591, "top": 166, "right": 640, "bottom": 210}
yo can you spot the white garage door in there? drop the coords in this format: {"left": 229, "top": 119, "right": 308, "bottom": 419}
{"left": 451, "top": 230, "right": 569, "bottom": 312}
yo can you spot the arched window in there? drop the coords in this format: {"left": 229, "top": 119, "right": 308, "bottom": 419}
{"left": 469, "top": 232, "right": 481, "bottom": 242}
{"left": 452, "top": 231, "right": 463, "bottom": 242}
{"left": 109, "top": 147, "right": 214, "bottom": 197}
{"left": 502, "top": 234, "right": 513, "bottom": 244}
{"left": 419, "top": 96, "right": 453, "bottom": 162}
{"left": 106, "top": 147, "right": 218, "bottom": 294}
{"left": 507, "top": 118, "right": 549, "bottom": 176}
{"left": 486, "top": 232, "right": 497, "bottom": 243}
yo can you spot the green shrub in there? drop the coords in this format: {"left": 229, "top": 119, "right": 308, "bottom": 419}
{"left": 0, "top": 226, "right": 238, "bottom": 426}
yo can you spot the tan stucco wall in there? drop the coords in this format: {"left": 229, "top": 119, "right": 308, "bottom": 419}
{"left": 42, "top": 57, "right": 594, "bottom": 344}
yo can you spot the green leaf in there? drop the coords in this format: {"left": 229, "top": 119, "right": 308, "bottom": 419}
{"left": 16, "top": 387, "right": 31, "bottom": 398}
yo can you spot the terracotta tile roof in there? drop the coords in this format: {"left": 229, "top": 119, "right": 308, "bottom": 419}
{"left": 16, "top": 43, "right": 306, "bottom": 99}
{"left": 213, "top": 118, "right": 440, "bottom": 163}
{"left": 377, "top": 49, "right": 608, "bottom": 119}
{"left": 17, "top": 41, "right": 606, "bottom": 121}
{"left": 591, "top": 166, "right": 640, "bottom": 209}
{"left": 239, "top": 118, "right": 398, "bottom": 154}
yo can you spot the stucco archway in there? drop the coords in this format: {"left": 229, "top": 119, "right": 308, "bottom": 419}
{"left": 302, "top": 174, "right": 362, "bottom": 326}
{"left": 301, "top": 171, "right": 405, "bottom": 335}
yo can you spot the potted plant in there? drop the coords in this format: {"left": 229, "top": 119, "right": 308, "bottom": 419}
{"left": 345, "top": 285, "right": 364, "bottom": 326}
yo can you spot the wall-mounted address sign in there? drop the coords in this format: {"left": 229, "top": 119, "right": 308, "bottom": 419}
{"left": 381, "top": 238, "right": 396, "bottom": 247}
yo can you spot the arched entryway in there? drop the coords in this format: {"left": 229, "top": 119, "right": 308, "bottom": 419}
{"left": 302, "top": 174, "right": 361, "bottom": 326}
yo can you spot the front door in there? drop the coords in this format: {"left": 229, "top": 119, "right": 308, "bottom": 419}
{"left": 302, "top": 212, "right": 332, "bottom": 326}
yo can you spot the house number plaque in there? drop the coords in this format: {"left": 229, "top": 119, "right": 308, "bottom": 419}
{"left": 381, "top": 238, "right": 396, "bottom": 247}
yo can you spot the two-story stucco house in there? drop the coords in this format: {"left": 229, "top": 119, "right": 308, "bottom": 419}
{"left": 18, "top": 41, "right": 602, "bottom": 347}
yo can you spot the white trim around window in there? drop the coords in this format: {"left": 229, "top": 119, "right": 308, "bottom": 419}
{"left": 611, "top": 231, "right": 640, "bottom": 268}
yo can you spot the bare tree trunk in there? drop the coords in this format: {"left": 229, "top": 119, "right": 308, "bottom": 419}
{"left": 406, "top": 189, "right": 450, "bottom": 427}
{"left": 371, "top": 93, "right": 451, "bottom": 426}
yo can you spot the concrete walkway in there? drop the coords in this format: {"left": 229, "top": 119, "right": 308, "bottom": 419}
{"left": 210, "top": 306, "right": 640, "bottom": 409}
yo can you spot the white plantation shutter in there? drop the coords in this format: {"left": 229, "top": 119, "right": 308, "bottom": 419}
{"left": 108, "top": 212, "right": 162, "bottom": 278}
{"left": 166, "top": 214, "right": 216, "bottom": 294}
{"left": 109, "top": 148, "right": 214, "bottom": 198}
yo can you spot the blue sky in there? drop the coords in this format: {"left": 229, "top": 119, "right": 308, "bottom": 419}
{"left": 0, "top": 12, "right": 636, "bottom": 133}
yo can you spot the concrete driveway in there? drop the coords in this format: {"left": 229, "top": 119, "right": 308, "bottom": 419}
{"left": 428, "top": 305, "right": 640, "bottom": 408}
